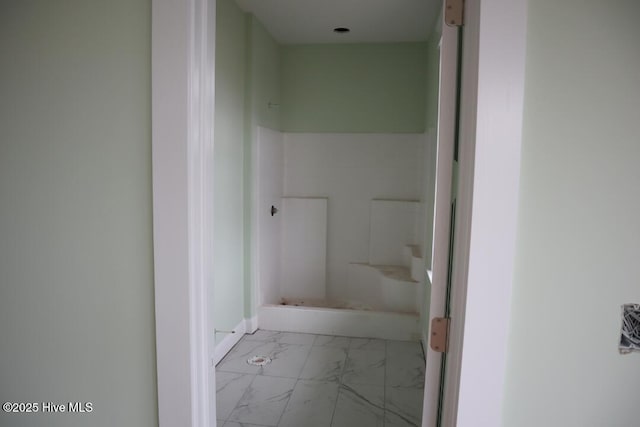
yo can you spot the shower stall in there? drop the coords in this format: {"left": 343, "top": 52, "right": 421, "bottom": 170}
{"left": 253, "top": 126, "right": 436, "bottom": 341}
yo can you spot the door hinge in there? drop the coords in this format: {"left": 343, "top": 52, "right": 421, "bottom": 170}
{"left": 445, "top": 0, "right": 464, "bottom": 27}
{"left": 430, "top": 317, "right": 450, "bottom": 353}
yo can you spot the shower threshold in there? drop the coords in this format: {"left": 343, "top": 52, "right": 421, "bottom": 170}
{"left": 280, "top": 297, "right": 374, "bottom": 311}
{"left": 260, "top": 300, "right": 421, "bottom": 341}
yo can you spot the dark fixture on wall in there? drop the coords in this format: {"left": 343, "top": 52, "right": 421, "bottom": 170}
{"left": 333, "top": 27, "right": 350, "bottom": 34}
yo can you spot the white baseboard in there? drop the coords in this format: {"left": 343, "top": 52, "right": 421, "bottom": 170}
{"left": 245, "top": 315, "right": 258, "bottom": 334}
{"left": 213, "top": 319, "right": 246, "bottom": 366}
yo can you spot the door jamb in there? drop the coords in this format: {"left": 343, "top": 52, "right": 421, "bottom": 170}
{"left": 422, "top": 9, "right": 459, "bottom": 427}
{"left": 451, "top": 0, "right": 528, "bottom": 425}
{"left": 152, "top": 0, "right": 216, "bottom": 425}
{"left": 431, "top": 0, "right": 528, "bottom": 425}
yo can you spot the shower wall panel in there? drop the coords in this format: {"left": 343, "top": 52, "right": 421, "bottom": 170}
{"left": 283, "top": 133, "right": 424, "bottom": 300}
{"left": 369, "top": 199, "right": 421, "bottom": 265}
{"left": 280, "top": 197, "right": 328, "bottom": 299}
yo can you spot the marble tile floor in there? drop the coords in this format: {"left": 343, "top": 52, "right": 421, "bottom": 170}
{"left": 216, "top": 330, "right": 425, "bottom": 427}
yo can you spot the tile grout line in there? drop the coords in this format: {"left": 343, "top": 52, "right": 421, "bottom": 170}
{"left": 327, "top": 335, "right": 352, "bottom": 427}
{"left": 274, "top": 333, "right": 317, "bottom": 427}
{"left": 218, "top": 332, "right": 279, "bottom": 425}
{"left": 225, "top": 359, "right": 259, "bottom": 423}
{"left": 274, "top": 377, "right": 299, "bottom": 427}
{"left": 217, "top": 335, "right": 253, "bottom": 424}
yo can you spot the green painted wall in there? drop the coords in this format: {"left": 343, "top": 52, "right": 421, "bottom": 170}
{"left": 214, "top": 6, "right": 282, "bottom": 325}
{"left": 424, "top": 35, "right": 440, "bottom": 132}
{"left": 247, "top": 17, "right": 282, "bottom": 132}
{"left": 214, "top": 0, "right": 248, "bottom": 343}
{"left": 281, "top": 43, "right": 428, "bottom": 133}
{"left": 0, "top": 1, "right": 157, "bottom": 426}
{"left": 243, "top": 16, "right": 282, "bottom": 317}
{"left": 502, "top": 1, "right": 640, "bottom": 425}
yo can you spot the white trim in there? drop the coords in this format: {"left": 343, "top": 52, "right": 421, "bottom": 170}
{"left": 422, "top": 10, "right": 458, "bottom": 427}
{"left": 152, "top": 0, "right": 216, "bottom": 425}
{"left": 213, "top": 320, "right": 247, "bottom": 366}
{"left": 212, "top": 315, "right": 259, "bottom": 367}
{"left": 245, "top": 315, "right": 259, "bottom": 334}
{"left": 439, "top": 1, "right": 480, "bottom": 424}
{"left": 422, "top": 0, "right": 528, "bottom": 425}
{"left": 452, "top": 0, "right": 528, "bottom": 426}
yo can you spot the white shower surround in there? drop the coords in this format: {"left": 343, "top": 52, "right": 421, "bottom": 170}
{"left": 254, "top": 127, "right": 431, "bottom": 339}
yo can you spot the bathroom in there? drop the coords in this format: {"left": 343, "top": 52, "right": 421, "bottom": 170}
{"left": 212, "top": 0, "right": 444, "bottom": 425}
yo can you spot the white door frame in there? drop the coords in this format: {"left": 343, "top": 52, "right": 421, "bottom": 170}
{"left": 450, "top": 0, "right": 528, "bottom": 425}
{"left": 422, "top": 9, "right": 458, "bottom": 426}
{"left": 152, "top": 0, "right": 216, "bottom": 425}
{"left": 425, "top": 0, "right": 528, "bottom": 425}
{"left": 151, "top": 0, "right": 527, "bottom": 425}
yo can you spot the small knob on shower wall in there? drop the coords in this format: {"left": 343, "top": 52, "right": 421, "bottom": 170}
{"left": 271, "top": 205, "right": 278, "bottom": 216}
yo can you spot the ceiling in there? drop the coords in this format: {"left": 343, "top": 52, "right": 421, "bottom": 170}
{"left": 235, "top": 0, "right": 441, "bottom": 45}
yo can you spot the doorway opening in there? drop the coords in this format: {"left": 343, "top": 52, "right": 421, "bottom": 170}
{"left": 211, "top": 0, "right": 452, "bottom": 426}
